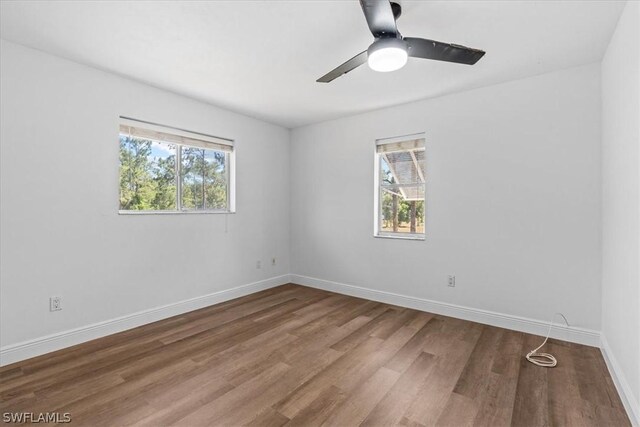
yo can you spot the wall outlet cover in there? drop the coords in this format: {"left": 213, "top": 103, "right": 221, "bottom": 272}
{"left": 448, "top": 276, "right": 456, "bottom": 287}
{"left": 50, "top": 296, "right": 62, "bottom": 311}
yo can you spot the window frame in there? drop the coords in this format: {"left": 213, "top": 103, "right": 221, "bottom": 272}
{"left": 118, "top": 117, "right": 236, "bottom": 215}
{"left": 373, "top": 133, "right": 426, "bottom": 241}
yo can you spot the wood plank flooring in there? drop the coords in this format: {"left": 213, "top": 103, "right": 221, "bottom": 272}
{"left": 0, "top": 284, "right": 630, "bottom": 426}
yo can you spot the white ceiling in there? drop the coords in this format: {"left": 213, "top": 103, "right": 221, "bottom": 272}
{"left": 0, "top": 1, "right": 625, "bottom": 128}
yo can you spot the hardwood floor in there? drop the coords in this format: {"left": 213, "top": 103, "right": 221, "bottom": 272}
{"left": 0, "top": 284, "right": 629, "bottom": 426}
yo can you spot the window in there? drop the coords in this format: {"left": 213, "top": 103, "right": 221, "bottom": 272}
{"left": 118, "top": 118, "right": 235, "bottom": 213}
{"left": 375, "top": 134, "right": 426, "bottom": 239}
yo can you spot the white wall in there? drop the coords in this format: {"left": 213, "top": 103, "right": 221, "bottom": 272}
{"left": 0, "top": 40, "right": 291, "bottom": 355}
{"left": 601, "top": 0, "right": 640, "bottom": 422}
{"left": 291, "top": 63, "right": 602, "bottom": 334}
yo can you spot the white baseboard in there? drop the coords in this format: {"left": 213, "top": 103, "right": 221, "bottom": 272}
{"left": 0, "top": 274, "right": 292, "bottom": 367}
{"left": 601, "top": 335, "right": 640, "bottom": 426}
{"left": 290, "top": 274, "right": 601, "bottom": 347}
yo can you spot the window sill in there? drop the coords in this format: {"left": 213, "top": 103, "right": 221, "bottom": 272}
{"left": 118, "top": 210, "right": 235, "bottom": 215}
{"left": 374, "top": 233, "right": 425, "bottom": 241}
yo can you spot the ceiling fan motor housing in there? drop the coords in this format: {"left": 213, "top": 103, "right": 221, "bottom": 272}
{"left": 368, "top": 37, "right": 408, "bottom": 55}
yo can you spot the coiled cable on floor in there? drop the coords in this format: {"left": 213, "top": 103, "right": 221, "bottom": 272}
{"left": 526, "top": 312, "right": 570, "bottom": 368}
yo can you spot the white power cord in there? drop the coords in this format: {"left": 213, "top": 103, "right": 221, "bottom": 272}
{"left": 526, "top": 312, "right": 570, "bottom": 368}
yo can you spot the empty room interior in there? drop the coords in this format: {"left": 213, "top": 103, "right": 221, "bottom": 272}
{"left": 0, "top": 0, "right": 639, "bottom": 426}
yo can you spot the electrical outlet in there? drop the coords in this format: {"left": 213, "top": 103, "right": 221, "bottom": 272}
{"left": 256, "top": 260, "right": 261, "bottom": 269}
{"left": 50, "top": 296, "right": 62, "bottom": 311}
{"left": 448, "top": 275, "right": 456, "bottom": 287}
{"left": 271, "top": 257, "right": 276, "bottom": 266}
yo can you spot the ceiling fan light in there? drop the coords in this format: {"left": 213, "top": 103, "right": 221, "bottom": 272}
{"left": 367, "top": 38, "right": 408, "bottom": 72}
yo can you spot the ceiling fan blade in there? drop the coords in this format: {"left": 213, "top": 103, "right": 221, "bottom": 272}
{"left": 405, "top": 37, "right": 485, "bottom": 65}
{"left": 317, "top": 51, "right": 368, "bottom": 83}
{"left": 359, "top": 0, "right": 398, "bottom": 38}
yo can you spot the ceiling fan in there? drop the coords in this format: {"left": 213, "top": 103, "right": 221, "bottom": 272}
{"left": 317, "top": 0, "right": 486, "bottom": 83}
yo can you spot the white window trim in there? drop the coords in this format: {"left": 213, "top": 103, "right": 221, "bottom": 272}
{"left": 373, "top": 132, "right": 426, "bottom": 240}
{"left": 118, "top": 117, "right": 236, "bottom": 215}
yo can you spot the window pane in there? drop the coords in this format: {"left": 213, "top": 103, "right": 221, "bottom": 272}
{"left": 180, "top": 146, "right": 227, "bottom": 211}
{"left": 380, "top": 185, "right": 425, "bottom": 234}
{"left": 119, "top": 135, "right": 177, "bottom": 210}
{"left": 380, "top": 150, "right": 424, "bottom": 185}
